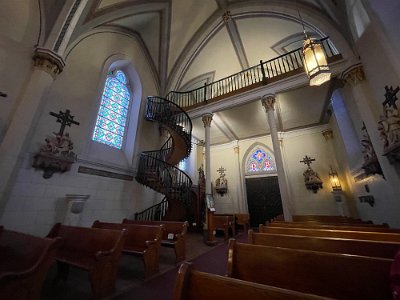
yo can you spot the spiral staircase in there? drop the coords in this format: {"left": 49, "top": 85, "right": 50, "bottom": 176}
{"left": 135, "top": 96, "right": 193, "bottom": 221}
{"left": 134, "top": 37, "right": 342, "bottom": 222}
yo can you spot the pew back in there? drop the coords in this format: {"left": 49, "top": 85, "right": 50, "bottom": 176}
{"left": 269, "top": 221, "right": 396, "bottom": 232}
{"left": 227, "top": 239, "right": 393, "bottom": 299}
{"left": 93, "top": 221, "right": 163, "bottom": 251}
{"left": 47, "top": 223, "right": 126, "bottom": 299}
{"left": 121, "top": 219, "right": 186, "bottom": 243}
{"left": 173, "top": 262, "right": 331, "bottom": 300}
{"left": 0, "top": 227, "right": 61, "bottom": 300}
{"left": 259, "top": 224, "right": 400, "bottom": 242}
{"left": 292, "top": 215, "right": 365, "bottom": 223}
{"left": 122, "top": 219, "right": 187, "bottom": 263}
{"left": 248, "top": 230, "right": 400, "bottom": 259}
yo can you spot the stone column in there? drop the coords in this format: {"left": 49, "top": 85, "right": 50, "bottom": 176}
{"left": 202, "top": 113, "right": 216, "bottom": 245}
{"left": 202, "top": 113, "right": 213, "bottom": 195}
{"left": 0, "top": 48, "right": 65, "bottom": 210}
{"left": 261, "top": 94, "right": 292, "bottom": 221}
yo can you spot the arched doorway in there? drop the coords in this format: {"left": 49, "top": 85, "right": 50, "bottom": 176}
{"left": 243, "top": 143, "right": 283, "bottom": 226}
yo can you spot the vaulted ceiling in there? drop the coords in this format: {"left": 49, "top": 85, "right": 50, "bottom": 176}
{"left": 55, "top": 0, "right": 352, "bottom": 145}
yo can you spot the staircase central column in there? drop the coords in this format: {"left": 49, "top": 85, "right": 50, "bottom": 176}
{"left": 261, "top": 94, "right": 292, "bottom": 221}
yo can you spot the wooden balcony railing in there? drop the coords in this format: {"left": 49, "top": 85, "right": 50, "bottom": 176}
{"left": 166, "top": 37, "right": 341, "bottom": 110}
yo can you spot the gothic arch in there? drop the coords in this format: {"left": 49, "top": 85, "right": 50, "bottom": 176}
{"left": 242, "top": 142, "right": 277, "bottom": 177}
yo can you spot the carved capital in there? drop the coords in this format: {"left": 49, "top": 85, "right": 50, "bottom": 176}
{"left": 261, "top": 94, "right": 276, "bottom": 111}
{"left": 322, "top": 129, "right": 334, "bottom": 140}
{"left": 202, "top": 113, "right": 213, "bottom": 127}
{"left": 342, "top": 64, "right": 365, "bottom": 86}
{"left": 33, "top": 48, "right": 65, "bottom": 78}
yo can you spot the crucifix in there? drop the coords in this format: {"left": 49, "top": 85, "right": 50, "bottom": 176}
{"left": 217, "top": 166, "right": 226, "bottom": 176}
{"left": 49, "top": 109, "right": 80, "bottom": 135}
{"left": 300, "top": 155, "right": 316, "bottom": 167}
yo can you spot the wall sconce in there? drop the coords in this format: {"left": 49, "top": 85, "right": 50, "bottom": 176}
{"left": 329, "top": 166, "right": 342, "bottom": 191}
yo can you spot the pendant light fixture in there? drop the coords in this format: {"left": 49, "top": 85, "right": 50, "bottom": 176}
{"left": 297, "top": 3, "right": 331, "bottom": 86}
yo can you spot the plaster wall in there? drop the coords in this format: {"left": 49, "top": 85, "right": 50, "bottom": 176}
{"left": 0, "top": 0, "right": 40, "bottom": 142}
{"left": 0, "top": 32, "right": 162, "bottom": 236}
{"left": 207, "top": 126, "right": 341, "bottom": 218}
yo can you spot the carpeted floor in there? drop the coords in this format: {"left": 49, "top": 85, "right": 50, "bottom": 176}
{"left": 41, "top": 230, "right": 248, "bottom": 300}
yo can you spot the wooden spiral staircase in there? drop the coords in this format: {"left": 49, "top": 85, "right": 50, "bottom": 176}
{"left": 135, "top": 96, "right": 192, "bottom": 221}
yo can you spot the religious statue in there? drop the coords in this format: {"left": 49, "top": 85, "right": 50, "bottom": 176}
{"left": 215, "top": 166, "right": 228, "bottom": 196}
{"left": 378, "top": 85, "right": 400, "bottom": 164}
{"left": 33, "top": 109, "right": 79, "bottom": 178}
{"left": 300, "top": 155, "right": 323, "bottom": 193}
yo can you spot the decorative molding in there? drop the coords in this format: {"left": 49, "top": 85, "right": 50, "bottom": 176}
{"left": 322, "top": 129, "right": 334, "bottom": 140}
{"left": 201, "top": 113, "right": 213, "bottom": 127}
{"left": 78, "top": 166, "right": 134, "bottom": 181}
{"left": 261, "top": 94, "right": 276, "bottom": 111}
{"left": 33, "top": 48, "right": 65, "bottom": 78}
{"left": 53, "top": 0, "right": 82, "bottom": 52}
{"left": 342, "top": 64, "right": 365, "bottom": 86}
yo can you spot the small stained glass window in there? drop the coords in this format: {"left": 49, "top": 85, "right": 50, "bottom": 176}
{"left": 92, "top": 70, "right": 131, "bottom": 149}
{"left": 246, "top": 148, "right": 275, "bottom": 173}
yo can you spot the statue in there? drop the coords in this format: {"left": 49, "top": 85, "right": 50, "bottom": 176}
{"left": 33, "top": 109, "right": 79, "bottom": 178}
{"left": 378, "top": 85, "right": 400, "bottom": 164}
{"left": 215, "top": 166, "right": 228, "bottom": 196}
{"left": 300, "top": 155, "right": 323, "bottom": 193}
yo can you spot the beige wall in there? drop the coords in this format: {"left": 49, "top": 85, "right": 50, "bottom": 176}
{"left": 0, "top": 31, "right": 162, "bottom": 236}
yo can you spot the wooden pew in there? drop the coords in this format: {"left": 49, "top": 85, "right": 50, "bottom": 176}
{"left": 268, "top": 221, "right": 399, "bottom": 232}
{"left": 47, "top": 223, "right": 126, "bottom": 299}
{"left": 173, "top": 262, "right": 331, "bottom": 300}
{"left": 227, "top": 239, "right": 393, "bottom": 299}
{"left": 392, "top": 250, "right": 400, "bottom": 300}
{"left": 236, "top": 213, "right": 250, "bottom": 232}
{"left": 214, "top": 214, "right": 236, "bottom": 237}
{"left": 248, "top": 230, "right": 400, "bottom": 259}
{"left": 92, "top": 221, "right": 163, "bottom": 278}
{"left": 0, "top": 226, "right": 61, "bottom": 300}
{"left": 122, "top": 219, "right": 187, "bottom": 263}
{"left": 259, "top": 224, "right": 400, "bottom": 242}
{"left": 292, "top": 215, "right": 367, "bottom": 223}
{"left": 210, "top": 215, "right": 230, "bottom": 240}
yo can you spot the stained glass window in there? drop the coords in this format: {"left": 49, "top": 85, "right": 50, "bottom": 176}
{"left": 92, "top": 70, "right": 131, "bottom": 149}
{"left": 178, "top": 159, "right": 187, "bottom": 171}
{"left": 246, "top": 148, "right": 275, "bottom": 173}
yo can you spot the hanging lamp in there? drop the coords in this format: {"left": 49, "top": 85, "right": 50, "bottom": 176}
{"left": 297, "top": 3, "right": 331, "bottom": 86}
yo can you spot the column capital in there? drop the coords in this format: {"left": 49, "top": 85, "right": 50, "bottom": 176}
{"left": 341, "top": 64, "right": 365, "bottom": 86}
{"left": 202, "top": 113, "right": 213, "bottom": 127}
{"left": 234, "top": 146, "right": 239, "bottom": 154}
{"left": 322, "top": 129, "right": 334, "bottom": 140}
{"left": 33, "top": 47, "right": 65, "bottom": 78}
{"left": 261, "top": 94, "right": 276, "bottom": 111}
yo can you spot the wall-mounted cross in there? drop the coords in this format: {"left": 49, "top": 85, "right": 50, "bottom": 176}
{"left": 300, "top": 155, "right": 316, "bottom": 167}
{"left": 217, "top": 166, "right": 226, "bottom": 176}
{"left": 49, "top": 109, "right": 80, "bottom": 136}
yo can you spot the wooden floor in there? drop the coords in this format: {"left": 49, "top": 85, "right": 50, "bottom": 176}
{"left": 41, "top": 231, "right": 229, "bottom": 300}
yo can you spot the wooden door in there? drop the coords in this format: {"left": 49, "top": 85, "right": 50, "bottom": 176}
{"left": 245, "top": 176, "right": 282, "bottom": 227}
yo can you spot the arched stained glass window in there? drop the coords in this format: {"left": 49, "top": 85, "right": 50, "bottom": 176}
{"left": 246, "top": 148, "right": 275, "bottom": 174}
{"left": 92, "top": 70, "right": 131, "bottom": 149}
